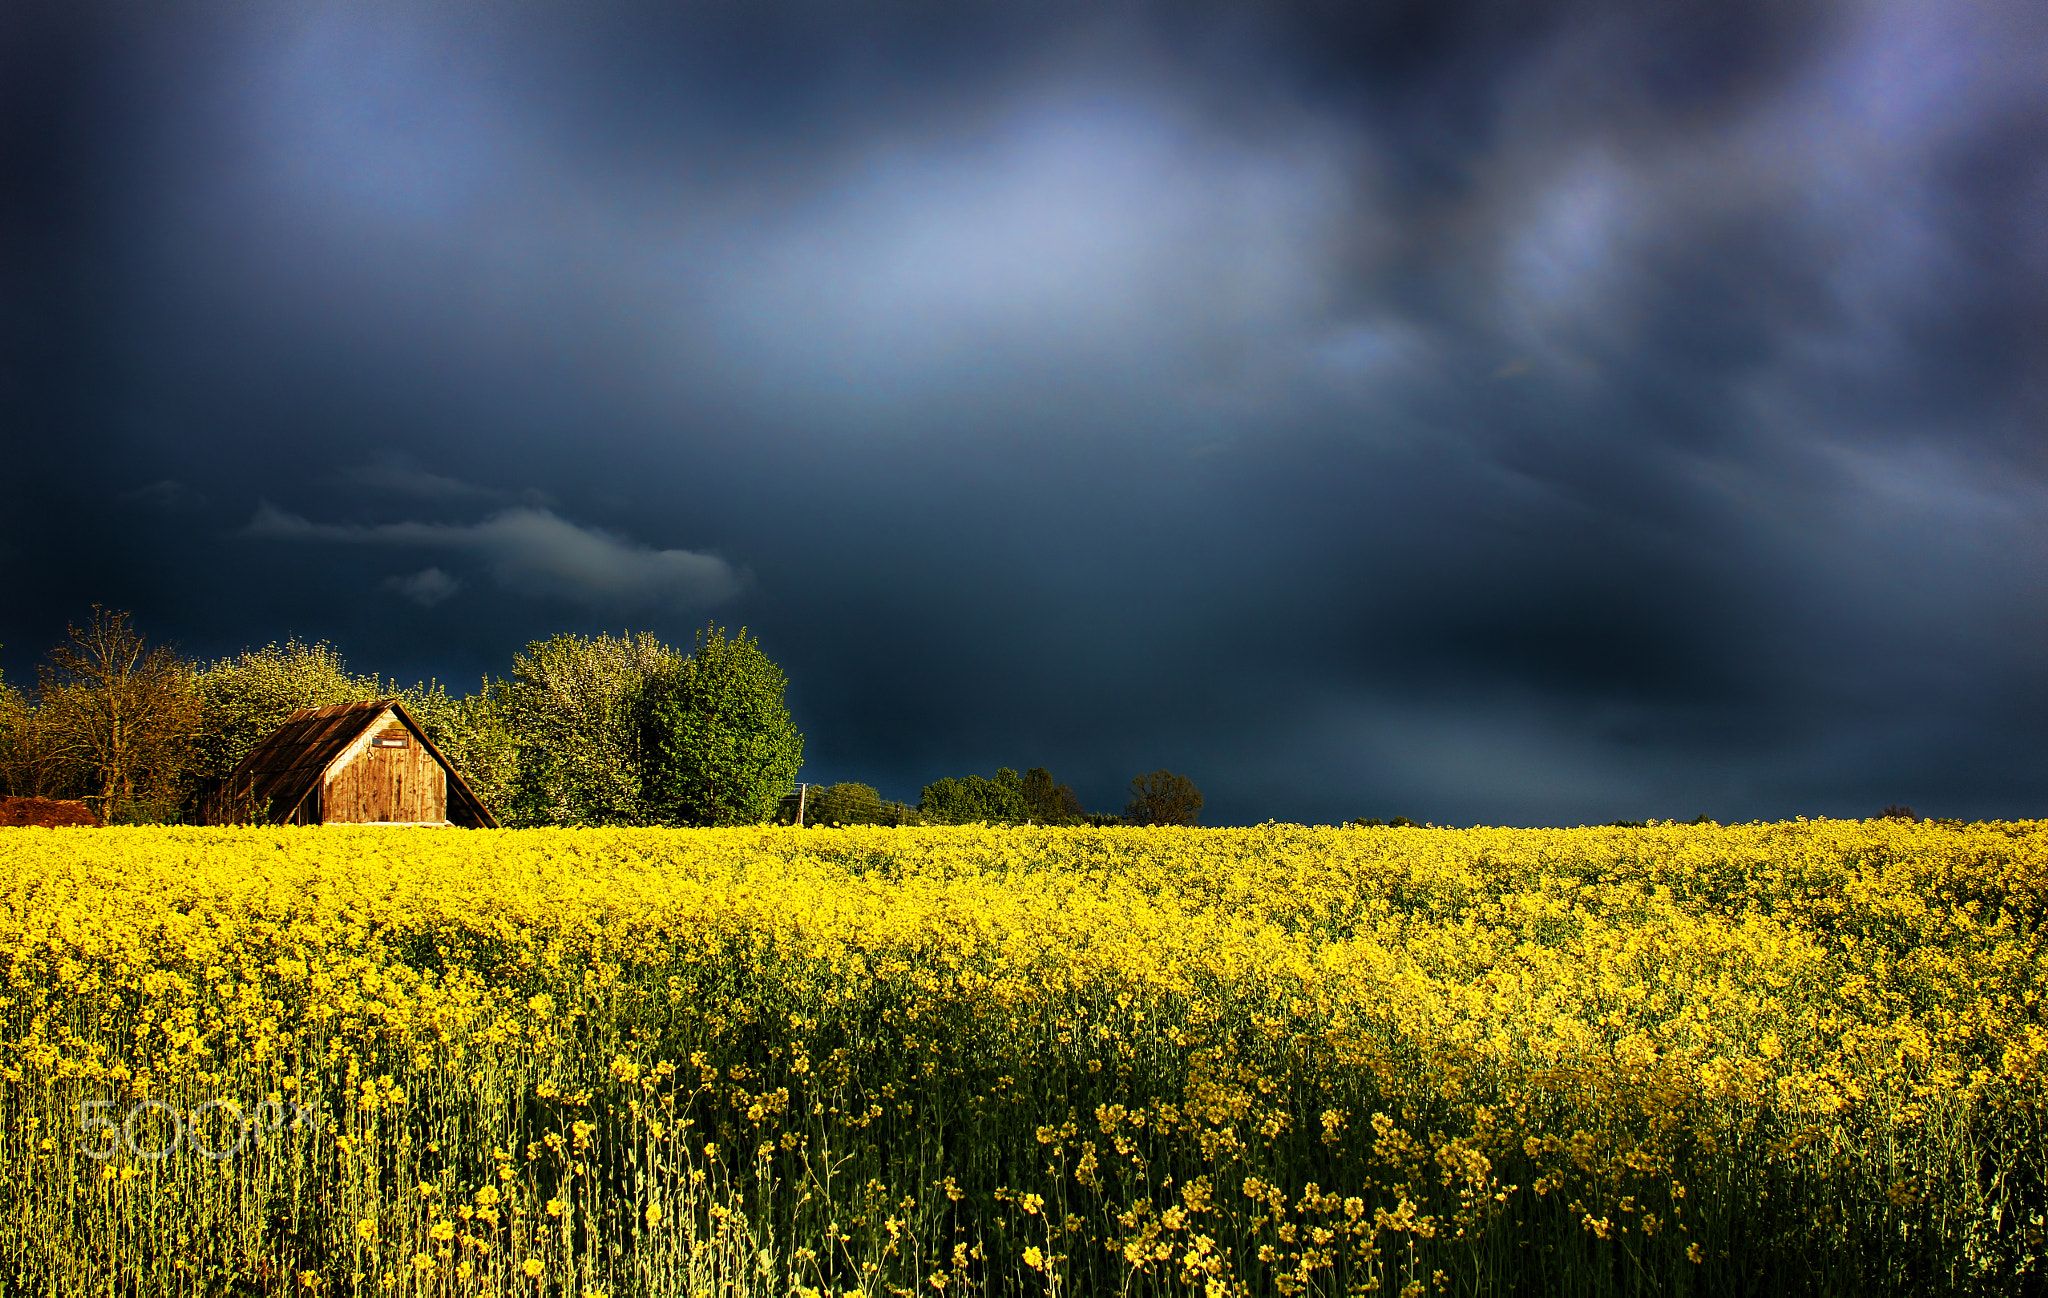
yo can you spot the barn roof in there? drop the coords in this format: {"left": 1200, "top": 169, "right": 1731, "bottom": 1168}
{"left": 223, "top": 699, "right": 497, "bottom": 827}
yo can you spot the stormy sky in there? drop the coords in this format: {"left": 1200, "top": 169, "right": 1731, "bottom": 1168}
{"left": 3, "top": 0, "right": 2045, "bottom": 825}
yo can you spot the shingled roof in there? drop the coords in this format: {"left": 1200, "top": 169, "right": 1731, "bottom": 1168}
{"left": 221, "top": 699, "right": 497, "bottom": 826}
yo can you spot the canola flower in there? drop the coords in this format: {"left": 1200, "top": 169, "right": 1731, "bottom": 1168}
{"left": 0, "top": 821, "right": 2043, "bottom": 1295}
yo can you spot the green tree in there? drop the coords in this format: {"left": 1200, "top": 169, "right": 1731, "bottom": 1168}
{"left": 503, "top": 631, "right": 682, "bottom": 827}
{"left": 193, "top": 640, "right": 385, "bottom": 786}
{"left": 918, "top": 770, "right": 1030, "bottom": 825}
{"left": 801, "top": 780, "right": 880, "bottom": 825}
{"left": 1123, "top": 769, "right": 1203, "bottom": 826}
{"left": 394, "top": 678, "right": 521, "bottom": 823}
{"left": 1018, "top": 766, "right": 1085, "bottom": 824}
{"left": 794, "top": 781, "right": 917, "bottom": 826}
{"left": 640, "top": 626, "right": 803, "bottom": 826}
{"left": 915, "top": 765, "right": 1088, "bottom": 825}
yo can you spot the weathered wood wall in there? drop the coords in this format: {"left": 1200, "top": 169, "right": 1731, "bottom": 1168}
{"left": 322, "top": 725, "right": 448, "bottom": 824}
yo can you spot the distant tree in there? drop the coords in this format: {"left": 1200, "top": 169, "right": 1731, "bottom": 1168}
{"left": 1348, "top": 816, "right": 1416, "bottom": 829}
{"left": 1879, "top": 804, "right": 1918, "bottom": 822}
{"left": 993, "top": 767, "right": 1028, "bottom": 819}
{"left": 1123, "top": 769, "right": 1203, "bottom": 827}
{"left": 919, "top": 770, "right": 1030, "bottom": 824}
{"left": 801, "top": 781, "right": 879, "bottom": 825}
{"left": 640, "top": 626, "right": 804, "bottom": 826}
{"left": 915, "top": 765, "right": 1087, "bottom": 825}
{"left": 0, "top": 664, "right": 36, "bottom": 796}
{"left": 388, "top": 677, "right": 459, "bottom": 747}
{"left": 0, "top": 657, "right": 87, "bottom": 801}
{"left": 794, "top": 781, "right": 918, "bottom": 826}
{"left": 34, "top": 607, "right": 200, "bottom": 822}
{"left": 192, "top": 640, "right": 384, "bottom": 787}
{"left": 1018, "top": 766, "right": 1086, "bottom": 825}
{"left": 503, "top": 631, "right": 682, "bottom": 826}
{"left": 451, "top": 686, "right": 523, "bottom": 824}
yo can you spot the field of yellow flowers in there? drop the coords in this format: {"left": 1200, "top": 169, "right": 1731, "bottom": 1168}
{"left": 1, "top": 821, "right": 2043, "bottom": 1296}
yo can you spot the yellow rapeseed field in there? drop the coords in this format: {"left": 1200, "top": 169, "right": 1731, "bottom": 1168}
{"left": 1, "top": 821, "right": 2043, "bottom": 1296}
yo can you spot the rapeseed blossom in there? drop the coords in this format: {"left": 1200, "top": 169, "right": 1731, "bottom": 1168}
{"left": 0, "top": 820, "right": 2041, "bottom": 1294}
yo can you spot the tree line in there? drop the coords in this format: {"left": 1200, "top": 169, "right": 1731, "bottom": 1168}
{"left": 793, "top": 767, "right": 1202, "bottom": 828}
{"left": 0, "top": 607, "right": 801, "bottom": 826}
{"left": 0, "top": 606, "right": 1204, "bottom": 828}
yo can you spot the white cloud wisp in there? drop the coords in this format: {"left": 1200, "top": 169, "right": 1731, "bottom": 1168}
{"left": 250, "top": 503, "right": 743, "bottom": 610}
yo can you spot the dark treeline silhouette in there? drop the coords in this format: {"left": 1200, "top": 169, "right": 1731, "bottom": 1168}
{"left": 786, "top": 765, "right": 1207, "bottom": 828}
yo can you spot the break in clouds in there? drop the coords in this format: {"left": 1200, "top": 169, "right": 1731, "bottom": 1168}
{"left": 2, "top": 0, "right": 2044, "bottom": 823}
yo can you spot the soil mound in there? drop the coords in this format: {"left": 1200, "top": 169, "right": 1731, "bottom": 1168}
{"left": 0, "top": 797, "right": 102, "bottom": 827}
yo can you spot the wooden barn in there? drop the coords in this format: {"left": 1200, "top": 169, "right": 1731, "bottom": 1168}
{"left": 208, "top": 700, "right": 496, "bottom": 827}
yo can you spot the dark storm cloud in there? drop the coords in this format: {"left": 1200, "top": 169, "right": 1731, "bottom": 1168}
{"left": 3, "top": 0, "right": 2045, "bottom": 823}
